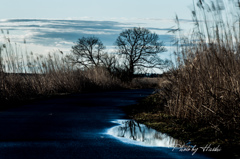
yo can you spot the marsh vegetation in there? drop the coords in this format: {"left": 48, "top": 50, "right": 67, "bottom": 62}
{"left": 0, "top": 28, "right": 163, "bottom": 106}
{"left": 126, "top": 0, "right": 240, "bottom": 158}
{"left": 160, "top": 0, "right": 240, "bottom": 138}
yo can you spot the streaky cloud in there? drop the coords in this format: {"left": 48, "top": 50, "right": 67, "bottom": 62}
{"left": 0, "top": 18, "right": 175, "bottom": 51}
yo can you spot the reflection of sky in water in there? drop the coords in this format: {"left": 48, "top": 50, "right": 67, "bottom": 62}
{"left": 107, "top": 120, "right": 184, "bottom": 147}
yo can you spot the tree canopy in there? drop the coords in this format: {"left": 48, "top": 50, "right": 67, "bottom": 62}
{"left": 70, "top": 36, "right": 106, "bottom": 68}
{"left": 69, "top": 27, "right": 168, "bottom": 81}
{"left": 115, "top": 27, "right": 167, "bottom": 79}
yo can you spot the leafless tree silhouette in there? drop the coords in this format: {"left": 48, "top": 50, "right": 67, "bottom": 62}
{"left": 115, "top": 27, "right": 168, "bottom": 80}
{"left": 69, "top": 36, "right": 106, "bottom": 69}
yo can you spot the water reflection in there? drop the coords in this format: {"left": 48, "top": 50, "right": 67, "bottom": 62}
{"left": 108, "top": 120, "right": 184, "bottom": 147}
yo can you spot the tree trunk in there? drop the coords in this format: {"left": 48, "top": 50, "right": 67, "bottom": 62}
{"left": 128, "top": 62, "right": 134, "bottom": 81}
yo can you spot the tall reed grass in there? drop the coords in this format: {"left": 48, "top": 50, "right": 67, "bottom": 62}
{"left": 0, "top": 32, "right": 122, "bottom": 105}
{"left": 159, "top": 0, "right": 240, "bottom": 135}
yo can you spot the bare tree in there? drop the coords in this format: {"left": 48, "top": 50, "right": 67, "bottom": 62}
{"left": 69, "top": 36, "right": 126, "bottom": 77}
{"left": 100, "top": 53, "right": 118, "bottom": 72}
{"left": 115, "top": 27, "right": 168, "bottom": 80}
{"left": 69, "top": 36, "right": 106, "bottom": 69}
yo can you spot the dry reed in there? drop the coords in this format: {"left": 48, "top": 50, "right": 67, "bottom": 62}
{"left": 159, "top": 0, "right": 240, "bottom": 135}
{"left": 0, "top": 33, "right": 122, "bottom": 105}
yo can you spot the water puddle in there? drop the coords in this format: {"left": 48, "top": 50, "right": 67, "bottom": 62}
{"left": 107, "top": 120, "right": 184, "bottom": 147}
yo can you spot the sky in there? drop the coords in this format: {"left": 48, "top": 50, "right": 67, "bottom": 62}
{"left": 1, "top": 0, "right": 193, "bottom": 19}
{"left": 0, "top": 0, "right": 195, "bottom": 62}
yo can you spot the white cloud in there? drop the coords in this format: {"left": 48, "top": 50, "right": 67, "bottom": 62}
{"left": 0, "top": 18, "right": 176, "bottom": 59}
